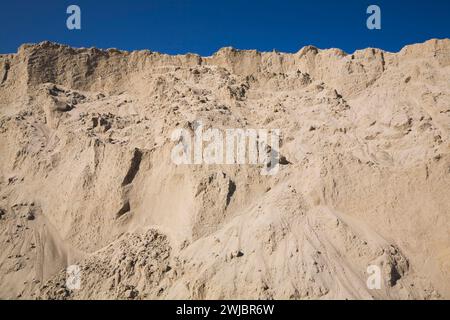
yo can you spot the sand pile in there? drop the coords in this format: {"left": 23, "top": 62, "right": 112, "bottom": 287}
{"left": 0, "top": 39, "right": 449, "bottom": 299}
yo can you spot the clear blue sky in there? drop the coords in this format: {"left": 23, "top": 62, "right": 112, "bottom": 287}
{"left": 1, "top": 0, "right": 449, "bottom": 55}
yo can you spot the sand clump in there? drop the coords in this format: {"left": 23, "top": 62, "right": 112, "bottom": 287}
{"left": 0, "top": 39, "right": 449, "bottom": 299}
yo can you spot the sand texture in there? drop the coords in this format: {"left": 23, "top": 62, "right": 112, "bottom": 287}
{"left": 0, "top": 39, "right": 449, "bottom": 299}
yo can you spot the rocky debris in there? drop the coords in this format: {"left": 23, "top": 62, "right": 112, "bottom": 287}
{"left": 37, "top": 230, "right": 172, "bottom": 299}
{"left": 91, "top": 113, "right": 113, "bottom": 132}
{"left": 45, "top": 84, "right": 86, "bottom": 110}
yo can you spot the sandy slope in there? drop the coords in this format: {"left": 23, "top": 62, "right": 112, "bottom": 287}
{"left": 0, "top": 39, "right": 449, "bottom": 299}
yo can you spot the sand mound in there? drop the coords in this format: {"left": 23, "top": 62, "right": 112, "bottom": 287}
{"left": 0, "top": 39, "right": 449, "bottom": 299}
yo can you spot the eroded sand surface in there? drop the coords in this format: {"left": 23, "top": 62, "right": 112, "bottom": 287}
{"left": 0, "top": 39, "right": 449, "bottom": 299}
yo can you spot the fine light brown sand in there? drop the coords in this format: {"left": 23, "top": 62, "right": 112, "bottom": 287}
{"left": 0, "top": 39, "right": 449, "bottom": 299}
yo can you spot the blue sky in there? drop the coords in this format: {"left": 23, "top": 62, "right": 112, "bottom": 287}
{"left": 0, "top": 0, "right": 449, "bottom": 55}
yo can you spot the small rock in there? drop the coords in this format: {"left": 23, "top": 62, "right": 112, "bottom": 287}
{"left": 26, "top": 210, "right": 35, "bottom": 220}
{"left": 125, "top": 288, "right": 138, "bottom": 299}
{"left": 230, "top": 250, "right": 244, "bottom": 259}
{"left": 279, "top": 156, "right": 291, "bottom": 165}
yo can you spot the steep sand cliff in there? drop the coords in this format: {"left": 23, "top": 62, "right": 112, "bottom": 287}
{"left": 0, "top": 39, "right": 449, "bottom": 299}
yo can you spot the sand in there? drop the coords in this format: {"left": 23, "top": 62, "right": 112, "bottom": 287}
{"left": 0, "top": 39, "right": 449, "bottom": 299}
